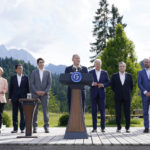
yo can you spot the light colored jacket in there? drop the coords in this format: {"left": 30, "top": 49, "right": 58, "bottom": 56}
{"left": 30, "top": 69, "right": 52, "bottom": 98}
{"left": 0, "top": 77, "right": 8, "bottom": 103}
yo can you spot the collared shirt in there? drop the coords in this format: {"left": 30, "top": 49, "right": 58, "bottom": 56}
{"left": 73, "top": 65, "right": 82, "bottom": 72}
{"left": 95, "top": 69, "right": 101, "bottom": 82}
{"left": 119, "top": 72, "right": 126, "bottom": 85}
{"left": 144, "top": 68, "right": 150, "bottom": 94}
{"left": 17, "top": 74, "right": 22, "bottom": 87}
{"left": 145, "top": 68, "right": 150, "bottom": 79}
{"left": 39, "top": 68, "right": 44, "bottom": 82}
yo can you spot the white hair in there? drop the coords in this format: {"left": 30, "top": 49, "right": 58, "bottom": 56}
{"left": 94, "top": 59, "right": 102, "bottom": 65}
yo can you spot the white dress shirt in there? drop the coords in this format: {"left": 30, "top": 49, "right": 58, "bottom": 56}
{"left": 95, "top": 69, "right": 101, "bottom": 82}
{"left": 17, "top": 74, "right": 22, "bottom": 87}
{"left": 144, "top": 68, "right": 150, "bottom": 94}
{"left": 145, "top": 68, "right": 150, "bottom": 79}
{"left": 73, "top": 65, "right": 82, "bottom": 71}
{"left": 39, "top": 68, "right": 44, "bottom": 82}
{"left": 92, "top": 69, "right": 103, "bottom": 87}
{"left": 119, "top": 72, "right": 125, "bottom": 85}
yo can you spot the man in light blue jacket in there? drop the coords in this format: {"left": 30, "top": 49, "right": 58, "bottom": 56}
{"left": 138, "top": 58, "right": 150, "bottom": 133}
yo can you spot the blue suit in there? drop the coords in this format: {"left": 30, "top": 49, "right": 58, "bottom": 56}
{"left": 138, "top": 68, "right": 150, "bottom": 129}
{"left": 89, "top": 69, "right": 110, "bottom": 130}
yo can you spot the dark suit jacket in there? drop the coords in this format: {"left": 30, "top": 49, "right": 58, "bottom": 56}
{"left": 89, "top": 69, "right": 110, "bottom": 99}
{"left": 9, "top": 74, "right": 30, "bottom": 102}
{"left": 111, "top": 72, "right": 133, "bottom": 101}
{"left": 65, "top": 65, "right": 88, "bottom": 102}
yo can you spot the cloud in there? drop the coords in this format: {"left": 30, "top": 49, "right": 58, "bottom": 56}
{"left": 0, "top": 0, "right": 149, "bottom": 65}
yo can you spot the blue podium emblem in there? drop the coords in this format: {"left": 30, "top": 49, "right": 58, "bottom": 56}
{"left": 71, "top": 72, "right": 82, "bottom": 82}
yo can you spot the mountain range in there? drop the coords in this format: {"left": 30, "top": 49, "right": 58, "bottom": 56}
{"left": 0, "top": 45, "right": 66, "bottom": 74}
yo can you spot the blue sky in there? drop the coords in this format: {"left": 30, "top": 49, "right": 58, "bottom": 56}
{"left": 0, "top": 0, "right": 149, "bottom": 66}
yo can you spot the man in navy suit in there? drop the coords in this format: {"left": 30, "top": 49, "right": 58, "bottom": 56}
{"left": 65, "top": 54, "right": 88, "bottom": 112}
{"left": 89, "top": 59, "right": 110, "bottom": 132}
{"left": 9, "top": 64, "right": 29, "bottom": 133}
{"left": 138, "top": 58, "right": 150, "bottom": 133}
{"left": 111, "top": 62, "right": 133, "bottom": 133}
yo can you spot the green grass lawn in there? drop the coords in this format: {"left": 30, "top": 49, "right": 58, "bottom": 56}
{"left": 4, "top": 110, "right": 144, "bottom": 127}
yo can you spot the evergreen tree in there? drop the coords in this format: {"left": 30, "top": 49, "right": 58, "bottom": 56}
{"left": 90, "top": 1, "right": 127, "bottom": 64}
{"left": 109, "top": 4, "right": 127, "bottom": 38}
{"left": 49, "top": 90, "right": 60, "bottom": 113}
{"left": 100, "top": 24, "right": 141, "bottom": 114}
{"left": 90, "top": 0, "right": 109, "bottom": 63}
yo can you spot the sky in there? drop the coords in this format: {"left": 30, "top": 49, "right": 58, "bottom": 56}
{"left": 0, "top": 0, "right": 150, "bottom": 66}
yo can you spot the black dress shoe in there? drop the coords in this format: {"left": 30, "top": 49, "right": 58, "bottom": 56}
{"left": 101, "top": 129, "right": 105, "bottom": 132}
{"left": 92, "top": 129, "right": 97, "bottom": 132}
{"left": 11, "top": 130, "right": 18, "bottom": 133}
{"left": 116, "top": 129, "right": 121, "bottom": 133}
{"left": 21, "top": 130, "right": 24, "bottom": 133}
{"left": 45, "top": 128, "right": 49, "bottom": 133}
{"left": 33, "top": 128, "right": 37, "bottom": 133}
{"left": 126, "top": 129, "right": 130, "bottom": 133}
{"left": 143, "top": 128, "right": 149, "bottom": 133}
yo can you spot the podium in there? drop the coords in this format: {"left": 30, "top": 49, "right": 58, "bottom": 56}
{"left": 59, "top": 72, "right": 93, "bottom": 139}
{"left": 17, "top": 98, "right": 40, "bottom": 138}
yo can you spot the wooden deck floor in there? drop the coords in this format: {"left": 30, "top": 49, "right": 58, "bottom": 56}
{"left": 0, "top": 127, "right": 150, "bottom": 145}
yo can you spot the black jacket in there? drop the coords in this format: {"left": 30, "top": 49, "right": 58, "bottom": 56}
{"left": 9, "top": 74, "right": 30, "bottom": 102}
{"left": 65, "top": 65, "right": 88, "bottom": 102}
{"left": 111, "top": 72, "right": 133, "bottom": 101}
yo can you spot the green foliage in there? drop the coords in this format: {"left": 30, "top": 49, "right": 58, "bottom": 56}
{"left": 131, "top": 87, "right": 142, "bottom": 113}
{"left": 2, "top": 111, "right": 11, "bottom": 127}
{"left": 0, "top": 57, "right": 35, "bottom": 83}
{"left": 0, "top": 57, "right": 36, "bottom": 110}
{"left": 90, "top": 0, "right": 126, "bottom": 63}
{"left": 90, "top": 0, "right": 109, "bottom": 63}
{"left": 109, "top": 4, "right": 127, "bottom": 38}
{"left": 49, "top": 90, "right": 60, "bottom": 113}
{"left": 58, "top": 113, "right": 69, "bottom": 126}
{"left": 100, "top": 24, "right": 141, "bottom": 114}
{"left": 51, "top": 74, "right": 68, "bottom": 112}
{"left": 106, "top": 117, "right": 141, "bottom": 125}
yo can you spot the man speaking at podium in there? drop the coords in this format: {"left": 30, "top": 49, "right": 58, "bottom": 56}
{"left": 65, "top": 54, "right": 88, "bottom": 113}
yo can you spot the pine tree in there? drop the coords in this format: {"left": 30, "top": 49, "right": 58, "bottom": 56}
{"left": 90, "top": 0, "right": 109, "bottom": 63}
{"left": 90, "top": 1, "right": 127, "bottom": 64}
{"left": 100, "top": 24, "right": 141, "bottom": 114}
{"left": 109, "top": 4, "right": 127, "bottom": 38}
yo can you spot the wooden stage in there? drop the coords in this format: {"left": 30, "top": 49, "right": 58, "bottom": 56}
{"left": 0, "top": 127, "right": 150, "bottom": 146}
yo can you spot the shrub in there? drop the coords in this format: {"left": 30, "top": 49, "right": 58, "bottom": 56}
{"left": 2, "top": 111, "right": 11, "bottom": 127}
{"left": 58, "top": 114, "right": 69, "bottom": 126}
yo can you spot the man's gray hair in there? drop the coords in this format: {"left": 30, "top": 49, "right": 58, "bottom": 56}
{"left": 72, "top": 54, "right": 80, "bottom": 59}
{"left": 119, "top": 61, "right": 126, "bottom": 66}
{"left": 94, "top": 59, "right": 102, "bottom": 65}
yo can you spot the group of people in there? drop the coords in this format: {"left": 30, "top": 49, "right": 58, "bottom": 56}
{"left": 66, "top": 54, "right": 150, "bottom": 133}
{"left": 0, "top": 58, "right": 52, "bottom": 133}
{"left": 0, "top": 54, "right": 150, "bottom": 134}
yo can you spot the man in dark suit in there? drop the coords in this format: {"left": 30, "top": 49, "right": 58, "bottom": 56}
{"left": 138, "top": 58, "right": 150, "bottom": 133}
{"left": 89, "top": 59, "right": 110, "bottom": 132}
{"left": 9, "top": 64, "right": 29, "bottom": 133}
{"left": 111, "top": 62, "right": 133, "bottom": 133}
{"left": 65, "top": 54, "right": 88, "bottom": 112}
